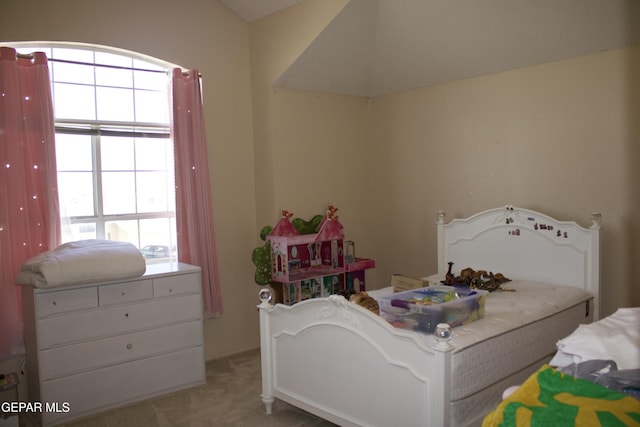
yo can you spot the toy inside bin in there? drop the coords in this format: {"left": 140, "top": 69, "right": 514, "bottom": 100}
{"left": 378, "top": 285, "right": 488, "bottom": 334}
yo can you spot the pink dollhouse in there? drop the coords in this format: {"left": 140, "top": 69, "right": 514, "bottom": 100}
{"left": 268, "top": 206, "right": 375, "bottom": 305}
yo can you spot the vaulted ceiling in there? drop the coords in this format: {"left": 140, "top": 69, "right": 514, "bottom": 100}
{"left": 221, "top": 0, "right": 640, "bottom": 97}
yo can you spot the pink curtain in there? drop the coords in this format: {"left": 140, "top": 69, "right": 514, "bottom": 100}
{"left": 0, "top": 47, "right": 61, "bottom": 360}
{"left": 171, "top": 68, "right": 223, "bottom": 318}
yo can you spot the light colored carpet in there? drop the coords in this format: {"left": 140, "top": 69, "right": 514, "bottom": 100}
{"left": 21, "top": 349, "right": 336, "bottom": 427}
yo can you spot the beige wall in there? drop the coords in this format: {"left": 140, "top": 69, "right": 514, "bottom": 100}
{"left": 249, "top": 0, "right": 349, "bottom": 228}
{"left": 270, "top": 89, "right": 373, "bottom": 245}
{"left": 366, "top": 46, "right": 640, "bottom": 317}
{"left": 0, "top": 0, "right": 259, "bottom": 359}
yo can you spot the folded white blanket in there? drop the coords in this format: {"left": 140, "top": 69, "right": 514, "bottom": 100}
{"left": 15, "top": 239, "right": 146, "bottom": 288}
{"left": 550, "top": 307, "right": 640, "bottom": 370}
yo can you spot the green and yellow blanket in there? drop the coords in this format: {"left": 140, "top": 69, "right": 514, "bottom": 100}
{"left": 482, "top": 365, "right": 640, "bottom": 427}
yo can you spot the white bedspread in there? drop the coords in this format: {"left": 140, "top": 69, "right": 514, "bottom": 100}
{"left": 15, "top": 239, "right": 146, "bottom": 289}
{"left": 550, "top": 307, "right": 640, "bottom": 370}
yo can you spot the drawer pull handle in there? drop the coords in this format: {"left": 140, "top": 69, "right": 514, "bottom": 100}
{"left": 169, "top": 288, "right": 173, "bottom": 293}
{"left": 121, "top": 292, "right": 126, "bottom": 296}
{"left": 126, "top": 343, "right": 133, "bottom": 350}
{"left": 125, "top": 313, "right": 129, "bottom": 318}
{"left": 52, "top": 301, "right": 57, "bottom": 306}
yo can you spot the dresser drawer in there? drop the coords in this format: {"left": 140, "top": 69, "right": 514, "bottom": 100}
{"left": 98, "top": 279, "right": 153, "bottom": 306}
{"left": 36, "top": 293, "right": 203, "bottom": 348}
{"left": 153, "top": 272, "right": 200, "bottom": 298}
{"left": 38, "top": 320, "right": 203, "bottom": 381}
{"left": 41, "top": 346, "right": 205, "bottom": 426}
{"left": 35, "top": 287, "right": 98, "bottom": 318}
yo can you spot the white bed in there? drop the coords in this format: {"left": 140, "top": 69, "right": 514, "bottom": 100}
{"left": 257, "top": 205, "right": 601, "bottom": 426}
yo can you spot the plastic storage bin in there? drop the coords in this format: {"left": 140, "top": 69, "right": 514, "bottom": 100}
{"left": 378, "top": 285, "right": 488, "bottom": 334}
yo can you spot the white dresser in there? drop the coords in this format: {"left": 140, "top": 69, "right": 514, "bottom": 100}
{"left": 21, "top": 262, "right": 205, "bottom": 426}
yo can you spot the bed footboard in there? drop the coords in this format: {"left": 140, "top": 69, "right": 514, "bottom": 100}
{"left": 258, "top": 291, "right": 452, "bottom": 427}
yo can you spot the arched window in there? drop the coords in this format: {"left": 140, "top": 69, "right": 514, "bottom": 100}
{"left": 12, "top": 43, "right": 178, "bottom": 264}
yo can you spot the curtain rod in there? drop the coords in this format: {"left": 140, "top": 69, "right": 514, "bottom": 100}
{"left": 16, "top": 52, "right": 201, "bottom": 77}
{"left": 17, "top": 53, "right": 166, "bottom": 74}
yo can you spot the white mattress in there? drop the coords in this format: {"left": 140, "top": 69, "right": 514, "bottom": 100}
{"left": 447, "top": 280, "right": 591, "bottom": 391}
{"left": 369, "top": 278, "right": 593, "bottom": 425}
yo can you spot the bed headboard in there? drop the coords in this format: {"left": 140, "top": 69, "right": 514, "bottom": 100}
{"left": 436, "top": 205, "right": 601, "bottom": 319}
